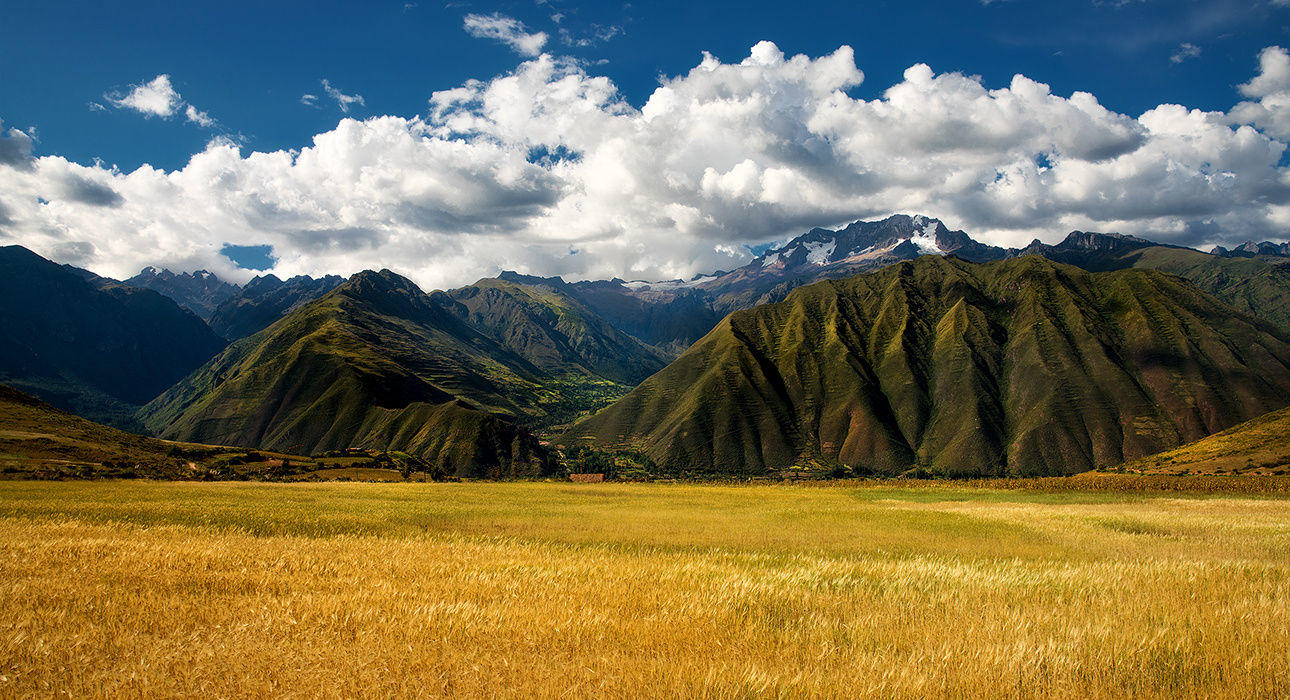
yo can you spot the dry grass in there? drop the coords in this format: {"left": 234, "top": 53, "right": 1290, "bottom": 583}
{"left": 834, "top": 472, "right": 1290, "bottom": 495}
{"left": 0, "top": 481, "right": 1287, "bottom": 697}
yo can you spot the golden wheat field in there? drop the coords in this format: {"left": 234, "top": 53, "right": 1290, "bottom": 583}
{"left": 0, "top": 480, "right": 1287, "bottom": 697}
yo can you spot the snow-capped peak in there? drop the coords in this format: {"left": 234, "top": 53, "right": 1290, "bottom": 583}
{"left": 621, "top": 273, "right": 719, "bottom": 291}
{"left": 908, "top": 218, "right": 944, "bottom": 256}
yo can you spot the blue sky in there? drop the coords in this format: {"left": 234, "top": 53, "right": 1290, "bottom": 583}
{"left": 4, "top": 0, "right": 1285, "bottom": 172}
{"left": 1, "top": 0, "right": 1289, "bottom": 287}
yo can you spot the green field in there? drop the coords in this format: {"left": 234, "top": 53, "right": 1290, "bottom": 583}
{"left": 1, "top": 481, "right": 1287, "bottom": 696}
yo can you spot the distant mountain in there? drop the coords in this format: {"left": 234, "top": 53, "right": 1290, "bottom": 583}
{"left": 112, "top": 217, "right": 1290, "bottom": 363}
{"left": 562, "top": 219, "right": 1290, "bottom": 358}
{"left": 0, "top": 245, "right": 227, "bottom": 428}
{"left": 699, "top": 214, "right": 1008, "bottom": 313}
{"left": 564, "top": 279, "right": 724, "bottom": 356}
{"left": 207, "top": 273, "right": 345, "bottom": 340}
{"left": 1119, "top": 404, "right": 1290, "bottom": 475}
{"left": 139, "top": 270, "right": 553, "bottom": 477}
{"left": 443, "top": 272, "right": 667, "bottom": 385}
{"left": 1020, "top": 231, "right": 1290, "bottom": 333}
{"left": 564, "top": 256, "right": 1290, "bottom": 476}
{"left": 564, "top": 214, "right": 1004, "bottom": 354}
{"left": 1016, "top": 230, "right": 1157, "bottom": 259}
{"left": 1211, "top": 241, "right": 1290, "bottom": 259}
{"left": 584, "top": 221, "right": 1290, "bottom": 352}
{"left": 123, "top": 267, "right": 240, "bottom": 320}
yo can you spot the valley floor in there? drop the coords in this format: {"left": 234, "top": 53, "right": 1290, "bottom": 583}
{"left": 0, "top": 481, "right": 1287, "bottom": 697}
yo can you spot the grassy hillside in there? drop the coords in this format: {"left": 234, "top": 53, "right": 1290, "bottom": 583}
{"left": 565, "top": 255, "right": 1290, "bottom": 476}
{"left": 139, "top": 270, "right": 552, "bottom": 477}
{"left": 0, "top": 382, "right": 517, "bottom": 481}
{"left": 1122, "top": 247, "right": 1290, "bottom": 332}
{"left": 1, "top": 481, "right": 1286, "bottom": 696}
{"left": 564, "top": 231, "right": 1290, "bottom": 356}
{"left": 563, "top": 281, "right": 724, "bottom": 356}
{"left": 0, "top": 383, "right": 203, "bottom": 478}
{"left": 1117, "top": 404, "right": 1290, "bottom": 475}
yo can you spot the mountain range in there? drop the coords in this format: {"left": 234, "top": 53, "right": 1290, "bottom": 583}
{"left": 5, "top": 215, "right": 1290, "bottom": 476}
{"left": 1210, "top": 241, "right": 1290, "bottom": 259}
{"left": 443, "top": 272, "right": 667, "bottom": 386}
{"left": 563, "top": 256, "right": 1290, "bottom": 475}
{"left": 123, "top": 267, "right": 240, "bottom": 320}
{"left": 561, "top": 215, "right": 1009, "bottom": 352}
{"left": 207, "top": 273, "right": 346, "bottom": 340}
{"left": 552, "top": 217, "right": 1290, "bottom": 353}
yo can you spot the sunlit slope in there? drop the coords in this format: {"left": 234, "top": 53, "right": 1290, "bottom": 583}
{"left": 140, "top": 270, "right": 550, "bottom": 476}
{"left": 1120, "top": 404, "right": 1290, "bottom": 475}
{"left": 565, "top": 255, "right": 1290, "bottom": 476}
{"left": 1124, "top": 247, "right": 1290, "bottom": 332}
{"left": 207, "top": 273, "right": 345, "bottom": 340}
{"left": 0, "top": 383, "right": 196, "bottom": 477}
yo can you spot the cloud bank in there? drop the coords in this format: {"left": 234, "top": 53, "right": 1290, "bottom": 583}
{"left": 1, "top": 42, "right": 1288, "bottom": 288}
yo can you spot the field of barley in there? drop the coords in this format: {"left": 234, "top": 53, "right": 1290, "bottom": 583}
{"left": 0, "top": 480, "right": 1287, "bottom": 697}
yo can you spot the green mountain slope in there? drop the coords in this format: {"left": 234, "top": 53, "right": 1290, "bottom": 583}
{"left": 563, "top": 256, "right": 1290, "bottom": 476}
{"left": 443, "top": 272, "right": 667, "bottom": 385}
{"left": 564, "top": 280, "right": 724, "bottom": 356}
{"left": 1114, "top": 247, "right": 1290, "bottom": 333}
{"left": 558, "top": 223, "right": 1290, "bottom": 356}
{"left": 1019, "top": 233, "right": 1290, "bottom": 334}
{"left": 0, "top": 245, "right": 227, "bottom": 428}
{"left": 139, "top": 270, "right": 551, "bottom": 477}
{"left": 560, "top": 215, "right": 1010, "bottom": 354}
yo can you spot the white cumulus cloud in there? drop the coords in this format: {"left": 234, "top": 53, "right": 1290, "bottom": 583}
{"left": 184, "top": 105, "right": 215, "bottom": 127}
{"left": 107, "top": 74, "right": 182, "bottom": 117}
{"left": 2, "top": 42, "right": 1288, "bottom": 290}
{"left": 1230, "top": 46, "right": 1290, "bottom": 141}
{"left": 105, "top": 74, "right": 216, "bottom": 128}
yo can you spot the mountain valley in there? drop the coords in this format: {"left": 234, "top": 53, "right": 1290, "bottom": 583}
{"left": 6, "top": 216, "right": 1290, "bottom": 477}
